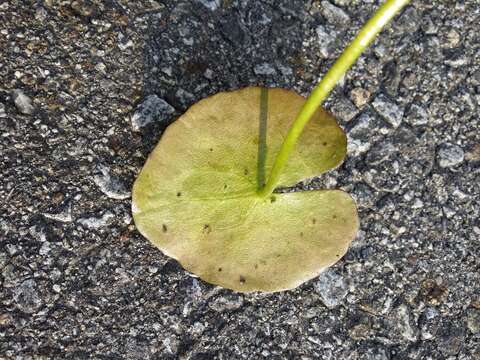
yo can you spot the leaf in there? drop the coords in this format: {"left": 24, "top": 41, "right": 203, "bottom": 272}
{"left": 132, "top": 87, "right": 358, "bottom": 292}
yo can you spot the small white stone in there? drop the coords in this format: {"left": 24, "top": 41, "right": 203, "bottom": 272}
{"left": 316, "top": 25, "right": 336, "bottom": 58}
{"left": 0, "top": 103, "right": 6, "bottom": 118}
{"left": 93, "top": 164, "right": 130, "bottom": 200}
{"left": 78, "top": 211, "right": 114, "bottom": 229}
{"left": 204, "top": 69, "right": 214, "bottom": 79}
{"left": 95, "top": 62, "right": 106, "bottom": 72}
{"left": 443, "top": 206, "right": 456, "bottom": 219}
{"left": 446, "top": 29, "right": 460, "bottom": 48}
{"left": 412, "top": 198, "right": 424, "bottom": 209}
{"left": 408, "top": 104, "right": 429, "bottom": 126}
{"left": 314, "top": 269, "right": 348, "bottom": 308}
{"left": 254, "top": 63, "right": 276, "bottom": 76}
{"left": 321, "top": 1, "right": 350, "bottom": 25}
{"left": 12, "top": 89, "right": 35, "bottom": 115}
{"left": 437, "top": 143, "right": 464, "bottom": 168}
{"left": 196, "top": 0, "right": 220, "bottom": 11}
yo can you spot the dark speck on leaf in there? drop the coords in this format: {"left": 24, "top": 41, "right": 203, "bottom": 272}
{"left": 177, "top": 192, "right": 182, "bottom": 197}
{"left": 254, "top": 264, "right": 258, "bottom": 269}
{"left": 209, "top": 148, "right": 213, "bottom": 152}
{"left": 244, "top": 168, "right": 249, "bottom": 175}
{"left": 312, "top": 218, "right": 317, "bottom": 224}
{"left": 239, "top": 276, "right": 246, "bottom": 284}
{"left": 333, "top": 215, "right": 337, "bottom": 219}
{"left": 203, "top": 224, "right": 212, "bottom": 234}
{"left": 323, "top": 142, "right": 328, "bottom": 146}
{"left": 218, "top": 267, "right": 222, "bottom": 272}
{"left": 162, "top": 224, "right": 168, "bottom": 232}
{"left": 270, "top": 196, "right": 276, "bottom": 203}
{"left": 224, "top": 184, "right": 228, "bottom": 189}
{"left": 300, "top": 232, "right": 304, "bottom": 237}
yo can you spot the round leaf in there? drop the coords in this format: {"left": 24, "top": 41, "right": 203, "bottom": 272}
{"left": 133, "top": 87, "right": 358, "bottom": 292}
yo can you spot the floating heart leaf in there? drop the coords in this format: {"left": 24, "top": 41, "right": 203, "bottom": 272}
{"left": 132, "top": 87, "right": 359, "bottom": 292}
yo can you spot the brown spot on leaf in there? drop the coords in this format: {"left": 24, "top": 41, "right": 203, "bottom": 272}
{"left": 244, "top": 168, "right": 249, "bottom": 175}
{"left": 254, "top": 264, "right": 258, "bottom": 269}
{"left": 239, "top": 276, "right": 246, "bottom": 284}
{"left": 203, "top": 224, "right": 212, "bottom": 234}
{"left": 162, "top": 224, "right": 168, "bottom": 233}
{"left": 177, "top": 192, "right": 182, "bottom": 197}
{"left": 270, "top": 196, "right": 276, "bottom": 203}
{"left": 312, "top": 218, "right": 317, "bottom": 224}
{"left": 333, "top": 214, "right": 337, "bottom": 219}
{"left": 218, "top": 267, "right": 222, "bottom": 272}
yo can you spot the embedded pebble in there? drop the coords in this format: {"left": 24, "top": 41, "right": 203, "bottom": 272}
{"left": 445, "top": 29, "right": 461, "bottom": 48}
{"left": 43, "top": 204, "right": 73, "bottom": 223}
{"left": 395, "top": 7, "right": 420, "bottom": 34}
{"left": 196, "top": 0, "right": 220, "bottom": 11}
{"left": 93, "top": 164, "right": 130, "bottom": 200}
{"left": 34, "top": 6, "right": 48, "bottom": 21}
{"left": 175, "top": 88, "right": 195, "bottom": 107}
{"left": 71, "top": 0, "right": 96, "bottom": 17}
{"left": 437, "top": 322, "right": 465, "bottom": 356}
{"left": 78, "top": 211, "right": 115, "bottom": 229}
{"left": 372, "top": 94, "right": 404, "bottom": 128}
{"left": 314, "top": 269, "right": 348, "bottom": 308}
{"left": 392, "top": 304, "right": 418, "bottom": 342}
{"left": 209, "top": 294, "right": 244, "bottom": 312}
{"left": 350, "top": 87, "right": 370, "bottom": 108}
{"left": 407, "top": 104, "right": 429, "bottom": 126}
{"left": 316, "top": 25, "right": 337, "bottom": 58}
{"left": 437, "top": 143, "right": 464, "bottom": 168}
{"left": 0, "top": 102, "right": 6, "bottom": 117}
{"left": 253, "top": 63, "right": 276, "bottom": 76}
{"left": 14, "top": 279, "right": 43, "bottom": 313}
{"left": 12, "top": 89, "right": 34, "bottom": 115}
{"left": 347, "top": 112, "right": 378, "bottom": 155}
{"left": 321, "top": 1, "right": 350, "bottom": 25}
{"left": 466, "top": 308, "right": 480, "bottom": 333}
{"left": 131, "top": 95, "right": 175, "bottom": 131}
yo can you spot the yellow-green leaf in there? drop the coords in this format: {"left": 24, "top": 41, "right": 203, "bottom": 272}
{"left": 132, "top": 87, "right": 358, "bottom": 292}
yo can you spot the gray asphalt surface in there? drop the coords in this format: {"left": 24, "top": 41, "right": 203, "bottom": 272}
{"left": 1, "top": 1, "right": 479, "bottom": 359}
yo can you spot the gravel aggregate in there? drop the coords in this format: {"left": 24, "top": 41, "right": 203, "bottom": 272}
{"left": 1, "top": 1, "right": 479, "bottom": 359}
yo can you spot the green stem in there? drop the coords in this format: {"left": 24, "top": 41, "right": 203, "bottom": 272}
{"left": 259, "top": 0, "right": 411, "bottom": 198}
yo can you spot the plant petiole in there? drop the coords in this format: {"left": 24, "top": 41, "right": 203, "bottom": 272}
{"left": 258, "top": 0, "right": 411, "bottom": 198}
